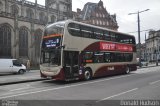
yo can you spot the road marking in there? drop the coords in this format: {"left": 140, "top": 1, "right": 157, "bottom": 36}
{"left": 10, "top": 85, "right": 31, "bottom": 92}
{"left": 150, "top": 80, "right": 160, "bottom": 85}
{"left": 96, "top": 88, "right": 138, "bottom": 102}
{"left": 0, "top": 74, "right": 136, "bottom": 99}
{"left": 19, "top": 75, "right": 40, "bottom": 79}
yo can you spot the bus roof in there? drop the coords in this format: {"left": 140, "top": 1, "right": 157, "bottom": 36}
{"left": 47, "top": 19, "right": 135, "bottom": 38}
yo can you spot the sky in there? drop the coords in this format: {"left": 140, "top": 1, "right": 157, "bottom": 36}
{"left": 28, "top": 0, "right": 160, "bottom": 43}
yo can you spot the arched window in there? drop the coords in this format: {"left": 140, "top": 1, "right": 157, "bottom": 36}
{"left": 11, "top": 5, "right": 19, "bottom": 16}
{"left": 92, "top": 20, "right": 95, "bottom": 24}
{"left": 106, "top": 21, "right": 109, "bottom": 26}
{"left": 44, "top": 16, "right": 48, "bottom": 24}
{"left": 96, "top": 13, "right": 99, "bottom": 17}
{"left": 26, "top": 8, "right": 34, "bottom": 19}
{"left": 0, "top": 2, "right": 3, "bottom": 12}
{"left": 103, "top": 21, "right": 105, "bottom": 25}
{"left": 39, "top": 12, "right": 45, "bottom": 22}
{"left": 51, "top": 15, "right": 56, "bottom": 23}
{"left": 103, "top": 14, "right": 105, "bottom": 18}
{"left": 97, "top": 20, "right": 99, "bottom": 25}
{"left": 34, "top": 29, "right": 42, "bottom": 64}
{"left": 100, "top": 20, "right": 102, "bottom": 25}
{"left": 0, "top": 24, "right": 11, "bottom": 58}
{"left": 19, "top": 27, "right": 28, "bottom": 57}
{"left": 99, "top": 13, "right": 102, "bottom": 17}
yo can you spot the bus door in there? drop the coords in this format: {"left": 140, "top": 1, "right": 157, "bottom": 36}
{"left": 63, "top": 51, "right": 79, "bottom": 79}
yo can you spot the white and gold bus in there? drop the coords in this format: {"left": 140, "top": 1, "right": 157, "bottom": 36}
{"left": 40, "top": 20, "right": 137, "bottom": 81}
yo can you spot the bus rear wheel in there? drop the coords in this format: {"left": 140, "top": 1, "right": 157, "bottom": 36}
{"left": 84, "top": 69, "right": 92, "bottom": 80}
{"left": 125, "top": 66, "right": 130, "bottom": 74}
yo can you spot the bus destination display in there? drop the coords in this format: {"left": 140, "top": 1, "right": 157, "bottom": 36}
{"left": 44, "top": 38, "right": 60, "bottom": 48}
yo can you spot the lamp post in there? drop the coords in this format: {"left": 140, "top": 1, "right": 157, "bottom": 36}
{"left": 128, "top": 9, "right": 150, "bottom": 67}
{"left": 154, "top": 34, "right": 158, "bottom": 66}
{"left": 145, "top": 33, "right": 147, "bottom": 61}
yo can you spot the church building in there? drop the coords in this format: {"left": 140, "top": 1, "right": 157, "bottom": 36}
{"left": 0, "top": 0, "right": 72, "bottom": 66}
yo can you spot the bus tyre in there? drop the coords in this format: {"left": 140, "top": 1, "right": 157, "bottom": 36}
{"left": 125, "top": 66, "right": 130, "bottom": 74}
{"left": 84, "top": 69, "right": 92, "bottom": 80}
{"left": 18, "top": 69, "right": 25, "bottom": 74}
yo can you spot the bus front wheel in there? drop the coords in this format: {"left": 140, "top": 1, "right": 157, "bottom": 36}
{"left": 84, "top": 69, "right": 92, "bottom": 80}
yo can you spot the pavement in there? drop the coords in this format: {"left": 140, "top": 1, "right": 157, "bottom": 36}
{"left": 137, "top": 63, "right": 159, "bottom": 68}
{"left": 0, "top": 70, "right": 47, "bottom": 86}
{"left": 0, "top": 63, "right": 159, "bottom": 86}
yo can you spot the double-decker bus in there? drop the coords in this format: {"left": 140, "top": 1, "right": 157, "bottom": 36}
{"left": 40, "top": 20, "right": 137, "bottom": 81}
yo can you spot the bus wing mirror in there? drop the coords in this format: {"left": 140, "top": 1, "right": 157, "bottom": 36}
{"left": 56, "top": 45, "right": 65, "bottom": 49}
{"left": 61, "top": 45, "right": 65, "bottom": 49}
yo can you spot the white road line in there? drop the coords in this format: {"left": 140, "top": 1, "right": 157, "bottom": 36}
{"left": 19, "top": 75, "right": 40, "bottom": 79}
{"left": 0, "top": 74, "right": 135, "bottom": 99}
{"left": 10, "top": 86, "right": 31, "bottom": 92}
{"left": 96, "top": 88, "right": 138, "bottom": 102}
{"left": 149, "top": 80, "right": 160, "bottom": 85}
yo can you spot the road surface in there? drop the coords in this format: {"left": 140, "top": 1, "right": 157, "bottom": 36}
{"left": 0, "top": 66, "right": 160, "bottom": 106}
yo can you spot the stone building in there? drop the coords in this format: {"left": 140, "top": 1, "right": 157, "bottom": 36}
{"left": 0, "top": 0, "right": 72, "bottom": 67}
{"left": 73, "top": 0, "right": 118, "bottom": 30}
{"left": 145, "top": 30, "right": 160, "bottom": 62}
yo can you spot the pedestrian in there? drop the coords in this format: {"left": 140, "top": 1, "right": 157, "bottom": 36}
{"left": 26, "top": 60, "right": 30, "bottom": 71}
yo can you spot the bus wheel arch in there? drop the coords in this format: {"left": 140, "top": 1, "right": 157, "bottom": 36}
{"left": 84, "top": 67, "right": 92, "bottom": 80}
